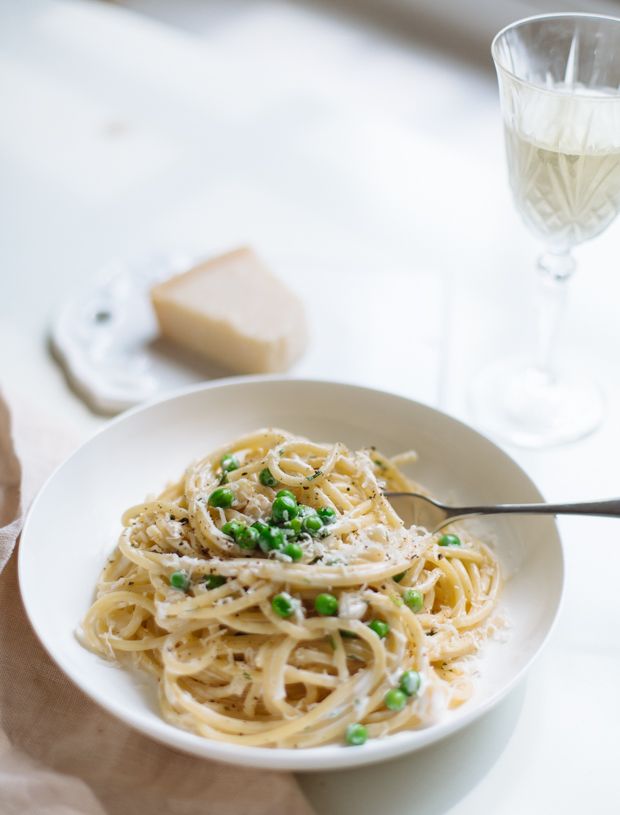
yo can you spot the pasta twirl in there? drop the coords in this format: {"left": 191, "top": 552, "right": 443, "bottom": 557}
{"left": 80, "top": 429, "right": 502, "bottom": 748}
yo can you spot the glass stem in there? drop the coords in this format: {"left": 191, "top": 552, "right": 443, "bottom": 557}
{"left": 534, "top": 251, "right": 576, "bottom": 378}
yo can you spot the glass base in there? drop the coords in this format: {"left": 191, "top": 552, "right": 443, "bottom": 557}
{"left": 469, "top": 356, "right": 604, "bottom": 448}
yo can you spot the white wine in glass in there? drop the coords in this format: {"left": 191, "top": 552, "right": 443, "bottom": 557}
{"left": 470, "top": 14, "right": 620, "bottom": 447}
{"left": 506, "top": 102, "right": 620, "bottom": 250}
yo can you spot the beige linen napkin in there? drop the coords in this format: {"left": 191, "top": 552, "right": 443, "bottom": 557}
{"left": 0, "top": 389, "right": 315, "bottom": 815}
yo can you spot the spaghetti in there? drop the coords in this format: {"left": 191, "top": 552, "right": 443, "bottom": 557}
{"left": 80, "top": 428, "right": 502, "bottom": 748}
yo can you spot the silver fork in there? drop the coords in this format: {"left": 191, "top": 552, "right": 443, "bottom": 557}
{"left": 383, "top": 491, "right": 620, "bottom": 534}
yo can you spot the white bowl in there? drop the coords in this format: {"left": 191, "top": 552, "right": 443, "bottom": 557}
{"left": 19, "top": 378, "right": 564, "bottom": 771}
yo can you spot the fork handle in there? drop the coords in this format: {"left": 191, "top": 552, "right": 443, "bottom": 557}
{"left": 446, "top": 498, "right": 620, "bottom": 519}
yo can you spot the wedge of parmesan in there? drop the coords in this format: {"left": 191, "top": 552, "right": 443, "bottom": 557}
{"left": 150, "top": 248, "right": 308, "bottom": 374}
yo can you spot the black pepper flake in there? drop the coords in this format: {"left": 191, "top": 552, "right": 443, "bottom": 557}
{"left": 438, "top": 553, "right": 443, "bottom": 559}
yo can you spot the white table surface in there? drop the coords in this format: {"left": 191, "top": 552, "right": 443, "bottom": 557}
{"left": 2, "top": 1, "right": 620, "bottom": 812}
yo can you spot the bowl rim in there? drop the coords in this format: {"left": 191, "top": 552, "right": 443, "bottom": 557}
{"left": 18, "top": 376, "right": 565, "bottom": 771}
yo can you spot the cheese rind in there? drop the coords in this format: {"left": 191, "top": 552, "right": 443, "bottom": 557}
{"left": 150, "top": 248, "right": 308, "bottom": 374}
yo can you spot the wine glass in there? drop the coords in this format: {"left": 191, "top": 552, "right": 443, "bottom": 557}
{"left": 470, "top": 14, "right": 620, "bottom": 448}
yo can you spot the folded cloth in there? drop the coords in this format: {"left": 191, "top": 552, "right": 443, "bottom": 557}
{"left": 0, "top": 389, "right": 314, "bottom": 815}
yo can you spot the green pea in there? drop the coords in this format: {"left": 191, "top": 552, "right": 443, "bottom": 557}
{"left": 201, "top": 574, "right": 226, "bottom": 589}
{"left": 400, "top": 670, "right": 421, "bottom": 697}
{"left": 220, "top": 453, "right": 239, "bottom": 473}
{"left": 208, "top": 487, "right": 234, "bottom": 508}
{"left": 402, "top": 589, "right": 424, "bottom": 613}
{"left": 269, "top": 527, "right": 286, "bottom": 550}
{"left": 259, "top": 467, "right": 279, "bottom": 487}
{"left": 315, "top": 593, "right": 338, "bottom": 616}
{"left": 296, "top": 504, "right": 317, "bottom": 518}
{"left": 345, "top": 723, "right": 368, "bottom": 746}
{"left": 302, "top": 514, "right": 324, "bottom": 536}
{"left": 368, "top": 619, "right": 389, "bottom": 639}
{"left": 317, "top": 506, "right": 337, "bottom": 525}
{"left": 277, "top": 489, "right": 296, "bottom": 502}
{"left": 283, "top": 541, "right": 303, "bottom": 561}
{"left": 221, "top": 521, "right": 244, "bottom": 539}
{"left": 384, "top": 688, "right": 408, "bottom": 711}
{"left": 170, "top": 570, "right": 191, "bottom": 592}
{"left": 393, "top": 571, "right": 407, "bottom": 583}
{"left": 438, "top": 533, "right": 461, "bottom": 547}
{"left": 272, "top": 493, "right": 299, "bottom": 523}
{"left": 252, "top": 520, "right": 270, "bottom": 550}
{"left": 258, "top": 526, "right": 285, "bottom": 553}
{"left": 237, "top": 526, "right": 260, "bottom": 550}
{"left": 272, "top": 593, "right": 294, "bottom": 618}
{"left": 283, "top": 517, "right": 303, "bottom": 536}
